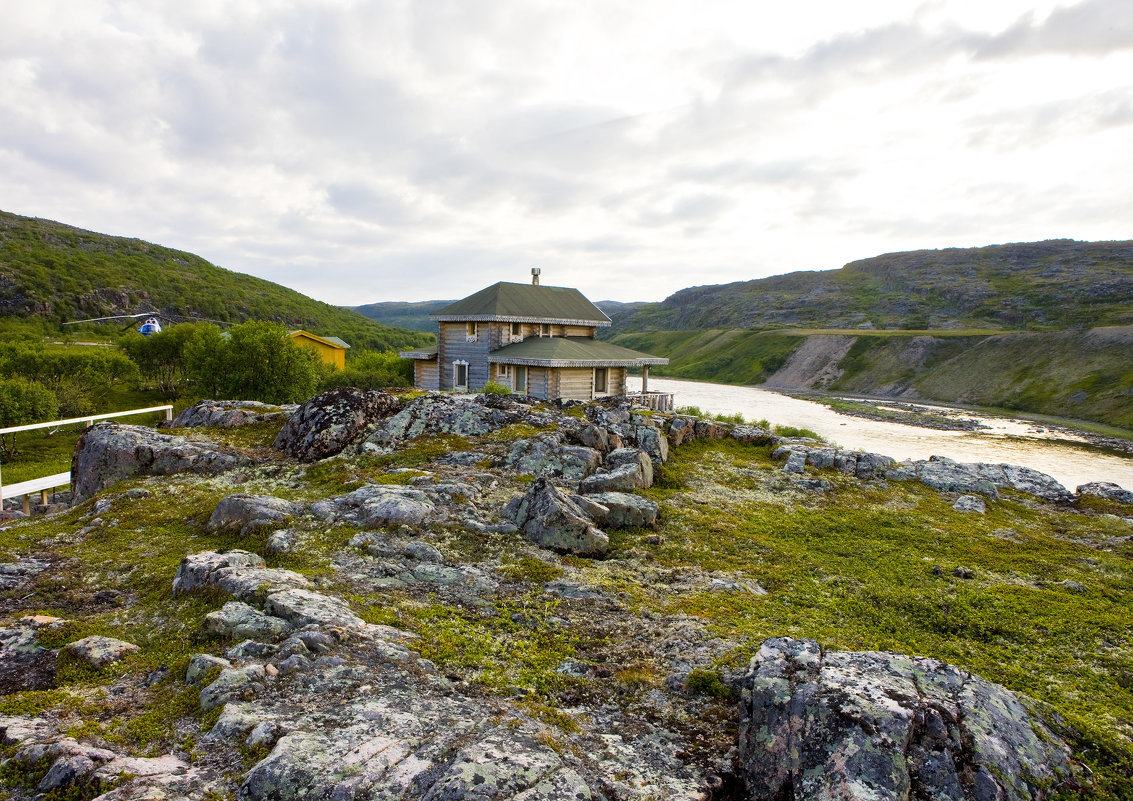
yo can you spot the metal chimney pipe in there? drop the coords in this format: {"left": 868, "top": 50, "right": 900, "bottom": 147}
{"left": 531, "top": 267, "right": 541, "bottom": 286}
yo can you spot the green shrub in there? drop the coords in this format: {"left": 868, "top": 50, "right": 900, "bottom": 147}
{"left": 319, "top": 350, "right": 413, "bottom": 392}
{"left": 184, "top": 321, "right": 320, "bottom": 404}
{"left": 685, "top": 668, "right": 730, "bottom": 699}
{"left": 482, "top": 381, "right": 511, "bottom": 396}
{"left": 772, "top": 424, "right": 823, "bottom": 440}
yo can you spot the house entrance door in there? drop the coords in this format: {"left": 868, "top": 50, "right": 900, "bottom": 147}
{"left": 514, "top": 366, "right": 527, "bottom": 394}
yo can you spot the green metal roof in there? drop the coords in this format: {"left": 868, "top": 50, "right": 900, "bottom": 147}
{"left": 487, "top": 336, "right": 668, "bottom": 367}
{"left": 431, "top": 282, "right": 611, "bottom": 326}
{"left": 399, "top": 345, "right": 438, "bottom": 360}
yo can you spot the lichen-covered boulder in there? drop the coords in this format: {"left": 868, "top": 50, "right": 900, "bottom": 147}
{"left": 173, "top": 550, "right": 266, "bottom": 595}
{"left": 575, "top": 491, "right": 659, "bottom": 529}
{"left": 263, "top": 588, "right": 366, "bottom": 630}
{"left": 203, "top": 602, "right": 293, "bottom": 642}
{"left": 206, "top": 494, "right": 306, "bottom": 535}
{"left": 1076, "top": 481, "right": 1133, "bottom": 505}
{"left": 311, "top": 484, "right": 436, "bottom": 528}
{"left": 503, "top": 434, "right": 601, "bottom": 480}
{"left": 200, "top": 665, "right": 266, "bottom": 712}
{"left": 166, "top": 400, "right": 292, "bottom": 429}
{"left": 730, "top": 424, "right": 774, "bottom": 445}
{"left": 63, "top": 636, "right": 138, "bottom": 669}
{"left": 605, "top": 448, "right": 654, "bottom": 488}
{"left": 0, "top": 617, "right": 61, "bottom": 693}
{"left": 953, "top": 494, "right": 987, "bottom": 513}
{"left": 887, "top": 456, "right": 1072, "bottom": 502}
{"left": 578, "top": 462, "right": 645, "bottom": 494}
{"left": 71, "top": 422, "right": 249, "bottom": 502}
{"left": 508, "top": 477, "right": 609, "bottom": 557}
{"left": 274, "top": 387, "right": 402, "bottom": 462}
{"left": 361, "top": 393, "right": 522, "bottom": 450}
{"left": 738, "top": 637, "right": 1074, "bottom": 801}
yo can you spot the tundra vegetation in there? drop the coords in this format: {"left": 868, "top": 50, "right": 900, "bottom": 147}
{"left": 0, "top": 394, "right": 1129, "bottom": 798}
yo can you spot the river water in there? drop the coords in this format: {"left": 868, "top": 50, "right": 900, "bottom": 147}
{"left": 626, "top": 377, "right": 1133, "bottom": 491}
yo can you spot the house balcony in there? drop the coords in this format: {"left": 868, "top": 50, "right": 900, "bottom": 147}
{"left": 627, "top": 391, "right": 674, "bottom": 413}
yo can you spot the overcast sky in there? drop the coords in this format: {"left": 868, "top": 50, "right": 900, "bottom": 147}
{"left": 2, "top": 1, "right": 1131, "bottom": 306}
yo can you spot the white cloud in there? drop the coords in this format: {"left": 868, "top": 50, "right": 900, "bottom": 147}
{"left": 0, "top": 0, "right": 1130, "bottom": 307}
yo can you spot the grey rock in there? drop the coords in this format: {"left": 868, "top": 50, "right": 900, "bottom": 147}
{"left": 632, "top": 424, "right": 669, "bottom": 467}
{"left": 264, "top": 528, "right": 301, "bottom": 555}
{"left": 70, "top": 422, "right": 249, "bottom": 502}
{"left": 888, "top": 456, "right": 1072, "bottom": 503}
{"left": 185, "top": 653, "right": 232, "bottom": 685}
{"left": 361, "top": 393, "right": 521, "bottom": 449}
{"left": 274, "top": 387, "right": 402, "bottom": 462}
{"left": 167, "top": 400, "right": 290, "bottom": 429}
{"left": 953, "top": 494, "right": 987, "bottom": 513}
{"left": 263, "top": 588, "right": 366, "bottom": 630}
{"left": 666, "top": 416, "right": 697, "bottom": 446}
{"left": 200, "top": 665, "right": 267, "bottom": 712}
{"left": 0, "top": 558, "right": 50, "bottom": 592}
{"left": 731, "top": 425, "right": 773, "bottom": 445}
{"left": 578, "top": 462, "right": 645, "bottom": 494}
{"left": 203, "top": 602, "right": 293, "bottom": 642}
{"left": 511, "top": 477, "right": 609, "bottom": 557}
{"left": 604, "top": 448, "right": 654, "bottom": 488}
{"left": 403, "top": 540, "right": 445, "bottom": 563}
{"left": 504, "top": 434, "right": 602, "bottom": 480}
{"left": 313, "top": 484, "right": 436, "bottom": 527}
{"left": 1076, "top": 481, "right": 1133, "bottom": 505}
{"left": 210, "top": 566, "right": 311, "bottom": 603}
{"left": 62, "top": 636, "right": 138, "bottom": 669}
{"left": 738, "top": 638, "right": 1073, "bottom": 801}
{"left": 206, "top": 494, "right": 305, "bottom": 535}
{"left": 783, "top": 449, "right": 807, "bottom": 474}
{"left": 576, "top": 491, "right": 659, "bottom": 529}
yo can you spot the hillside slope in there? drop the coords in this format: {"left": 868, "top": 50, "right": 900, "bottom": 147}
{"left": 612, "top": 327, "right": 1133, "bottom": 429}
{"left": 0, "top": 210, "right": 432, "bottom": 352}
{"left": 616, "top": 240, "right": 1133, "bottom": 332}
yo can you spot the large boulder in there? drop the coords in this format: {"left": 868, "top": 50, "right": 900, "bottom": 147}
{"left": 575, "top": 491, "right": 659, "bottom": 529}
{"left": 166, "top": 400, "right": 292, "bottom": 429}
{"left": 172, "top": 550, "right": 265, "bottom": 595}
{"left": 1075, "top": 481, "right": 1133, "bottom": 505}
{"left": 503, "top": 434, "right": 601, "bottom": 480}
{"left": 603, "top": 448, "right": 654, "bottom": 488}
{"left": 273, "top": 387, "right": 401, "bottom": 462}
{"left": 360, "top": 393, "right": 522, "bottom": 450}
{"left": 507, "top": 477, "right": 609, "bottom": 557}
{"left": 578, "top": 462, "right": 646, "bottom": 494}
{"left": 62, "top": 636, "right": 138, "bottom": 669}
{"left": 311, "top": 484, "right": 436, "bottom": 528}
{"left": 71, "top": 422, "right": 249, "bottom": 502}
{"left": 888, "top": 456, "right": 1072, "bottom": 503}
{"left": 738, "top": 638, "right": 1074, "bottom": 801}
{"left": 206, "top": 494, "right": 306, "bottom": 535}
{"left": 772, "top": 444, "right": 894, "bottom": 478}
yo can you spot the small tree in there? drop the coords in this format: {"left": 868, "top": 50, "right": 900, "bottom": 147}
{"left": 318, "top": 349, "right": 414, "bottom": 392}
{"left": 185, "top": 321, "right": 320, "bottom": 404}
{"left": 0, "top": 377, "right": 56, "bottom": 456}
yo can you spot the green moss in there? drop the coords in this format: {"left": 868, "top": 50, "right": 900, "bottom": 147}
{"left": 498, "top": 556, "right": 565, "bottom": 584}
{"left": 686, "top": 668, "right": 730, "bottom": 699}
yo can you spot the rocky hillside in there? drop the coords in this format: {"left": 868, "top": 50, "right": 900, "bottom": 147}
{"left": 1, "top": 390, "right": 1130, "bottom": 798}
{"left": 614, "top": 239, "right": 1133, "bottom": 333}
{"left": 0, "top": 210, "right": 432, "bottom": 352}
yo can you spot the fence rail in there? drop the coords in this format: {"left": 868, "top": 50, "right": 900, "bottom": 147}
{"left": 626, "top": 391, "right": 675, "bottom": 413}
{"left": 1, "top": 405, "right": 173, "bottom": 513}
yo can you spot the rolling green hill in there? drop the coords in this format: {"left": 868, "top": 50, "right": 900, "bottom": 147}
{"left": 614, "top": 240, "right": 1133, "bottom": 333}
{"left": 0, "top": 210, "right": 433, "bottom": 352}
{"left": 611, "top": 327, "right": 1133, "bottom": 430}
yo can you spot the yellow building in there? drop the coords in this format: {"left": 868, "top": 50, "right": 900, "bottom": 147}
{"left": 288, "top": 330, "right": 350, "bottom": 370}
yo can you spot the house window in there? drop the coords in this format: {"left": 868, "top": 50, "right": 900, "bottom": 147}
{"left": 453, "top": 361, "right": 468, "bottom": 390}
{"left": 540, "top": 324, "right": 550, "bottom": 337}
{"left": 465, "top": 322, "right": 477, "bottom": 342}
{"left": 510, "top": 322, "right": 523, "bottom": 343}
{"left": 514, "top": 365, "right": 527, "bottom": 394}
{"left": 594, "top": 367, "right": 608, "bottom": 394}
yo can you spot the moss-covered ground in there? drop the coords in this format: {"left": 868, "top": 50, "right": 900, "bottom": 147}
{"left": 0, "top": 419, "right": 1130, "bottom": 797}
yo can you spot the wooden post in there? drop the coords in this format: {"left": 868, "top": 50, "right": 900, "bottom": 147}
{"left": 165, "top": 407, "right": 173, "bottom": 422}
{"left": 21, "top": 494, "right": 30, "bottom": 515}
{"left": 40, "top": 489, "right": 48, "bottom": 506}
{"left": 642, "top": 365, "right": 650, "bottom": 394}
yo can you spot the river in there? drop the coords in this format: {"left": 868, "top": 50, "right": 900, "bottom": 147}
{"left": 626, "top": 376, "right": 1133, "bottom": 491}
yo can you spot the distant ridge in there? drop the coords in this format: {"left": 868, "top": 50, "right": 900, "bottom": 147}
{"left": 614, "top": 240, "right": 1133, "bottom": 333}
{"left": 0, "top": 210, "right": 432, "bottom": 351}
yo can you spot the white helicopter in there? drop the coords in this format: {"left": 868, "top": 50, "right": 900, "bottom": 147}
{"left": 63, "top": 312, "right": 226, "bottom": 336}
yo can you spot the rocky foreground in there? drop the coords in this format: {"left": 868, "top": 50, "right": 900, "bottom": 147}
{"left": 2, "top": 389, "right": 1130, "bottom": 799}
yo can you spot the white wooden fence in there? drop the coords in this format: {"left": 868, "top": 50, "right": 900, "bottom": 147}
{"left": 0, "top": 405, "right": 173, "bottom": 514}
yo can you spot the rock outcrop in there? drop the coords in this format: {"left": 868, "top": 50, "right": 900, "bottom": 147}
{"left": 772, "top": 442, "right": 894, "bottom": 478}
{"left": 1076, "top": 481, "right": 1133, "bottom": 505}
{"left": 888, "top": 456, "right": 1073, "bottom": 502}
{"left": 738, "top": 638, "right": 1074, "bottom": 800}
{"left": 506, "top": 477, "right": 609, "bottom": 557}
{"left": 166, "top": 400, "right": 293, "bottom": 429}
{"left": 273, "top": 387, "right": 402, "bottom": 461}
{"left": 71, "top": 422, "right": 249, "bottom": 502}
{"left": 206, "top": 494, "right": 306, "bottom": 535}
{"left": 360, "top": 393, "right": 526, "bottom": 450}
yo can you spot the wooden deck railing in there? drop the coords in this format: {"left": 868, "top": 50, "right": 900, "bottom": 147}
{"left": 627, "top": 391, "right": 674, "bottom": 413}
{"left": 0, "top": 405, "right": 173, "bottom": 514}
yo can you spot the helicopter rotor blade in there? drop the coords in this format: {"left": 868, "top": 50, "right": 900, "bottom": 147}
{"left": 63, "top": 313, "right": 150, "bottom": 325}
